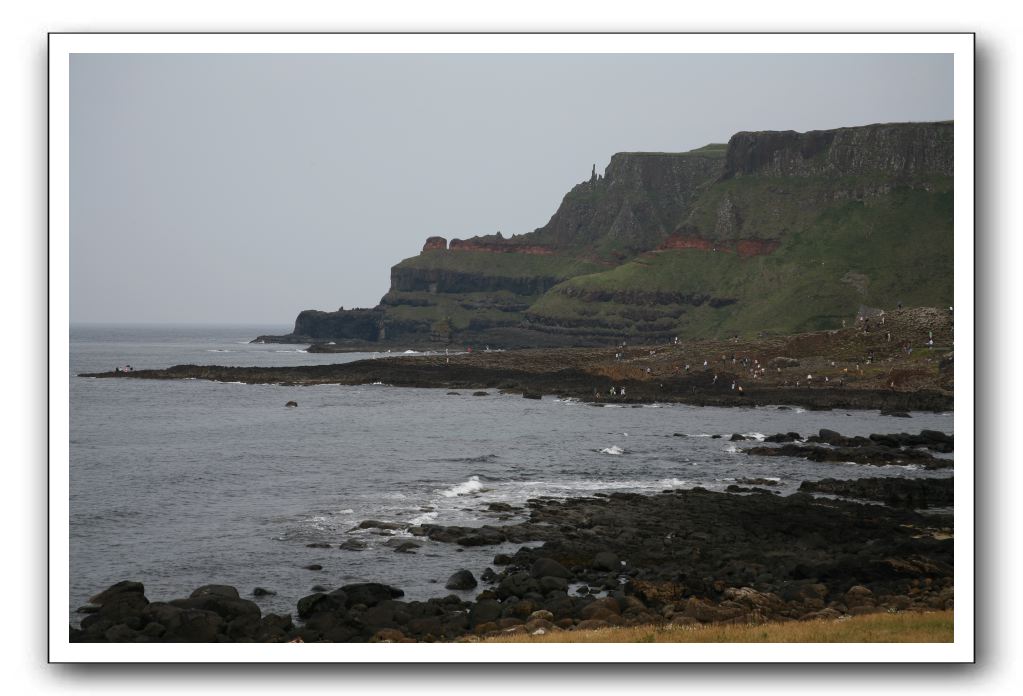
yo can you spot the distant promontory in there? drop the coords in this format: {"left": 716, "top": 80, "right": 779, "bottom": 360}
{"left": 256, "top": 121, "right": 953, "bottom": 349}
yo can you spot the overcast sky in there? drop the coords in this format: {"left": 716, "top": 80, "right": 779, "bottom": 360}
{"left": 70, "top": 53, "right": 953, "bottom": 325}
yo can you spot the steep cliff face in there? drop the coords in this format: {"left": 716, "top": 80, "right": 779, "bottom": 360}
{"left": 722, "top": 121, "right": 953, "bottom": 180}
{"left": 263, "top": 122, "right": 954, "bottom": 346}
{"left": 291, "top": 309, "right": 384, "bottom": 342}
{"left": 528, "top": 149, "right": 726, "bottom": 257}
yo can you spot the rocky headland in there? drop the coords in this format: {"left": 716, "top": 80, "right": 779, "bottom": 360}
{"left": 256, "top": 121, "right": 952, "bottom": 349}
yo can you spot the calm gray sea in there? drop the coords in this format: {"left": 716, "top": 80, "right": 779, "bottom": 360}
{"left": 69, "top": 324, "right": 954, "bottom": 625}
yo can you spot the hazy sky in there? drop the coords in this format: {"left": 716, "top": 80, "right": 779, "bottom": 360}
{"left": 70, "top": 53, "right": 953, "bottom": 325}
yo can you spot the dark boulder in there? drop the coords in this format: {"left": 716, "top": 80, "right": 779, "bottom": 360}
{"left": 341, "top": 583, "right": 405, "bottom": 608}
{"left": 189, "top": 584, "right": 240, "bottom": 599}
{"left": 89, "top": 580, "right": 146, "bottom": 605}
{"left": 296, "top": 590, "right": 348, "bottom": 619}
{"left": 592, "top": 551, "right": 620, "bottom": 572}
{"left": 445, "top": 570, "right": 478, "bottom": 590}
{"left": 530, "top": 557, "right": 572, "bottom": 580}
{"left": 169, "top": 594, "right": 261, "bottom": 624}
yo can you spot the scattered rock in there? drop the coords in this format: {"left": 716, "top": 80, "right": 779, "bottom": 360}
{"left": 445, "top": 570, "right": 478, "bottom": 590}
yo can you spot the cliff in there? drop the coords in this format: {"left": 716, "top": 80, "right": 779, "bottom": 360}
{"left": 260, "top": 122, "right": 954, "bottom": 347}
{"left": 722, "top": 121, "right": 953, "bottom": 179}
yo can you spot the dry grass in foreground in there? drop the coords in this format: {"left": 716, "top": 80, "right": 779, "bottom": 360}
{"left": 484, "top": 611, "right": 953, "bottom": 643}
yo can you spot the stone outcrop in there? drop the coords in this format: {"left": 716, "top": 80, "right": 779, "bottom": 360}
{"left": 528, "top": 151, "right": 726, "bottom": 256}
{"left": 422, "top": 236, "right": 448, "bottom": 252}
{"left": 722, "top": 121, "right": 953, "bottom": 180}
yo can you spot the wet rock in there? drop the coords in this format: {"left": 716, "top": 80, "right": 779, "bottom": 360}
{"left": 530, "top": 558, "right": 572, "bottom": 579}
{"left": 358, "top": 520, "right": 403, "bottom": 531}
{"left": 473, "top": 391, "right": 489, "bottom": 396}
{"left": 285, "top": 401, "right": 298, "bottom": 408}
{"left": 735, "top": 478, "right": 779, "bottom": 486}
{"left": 393, "top": 542, "right": 420, "bottom": 554}
{"left": 170, "top": 592, "right": 261, "bottom": 626}
{"left": 306, "top": 542, "right": 332, "bottom": 548}
{"left": 592, "top": 551, "right": 620, "bottom": 572}
{"left": 252, "top": 587, "right": 276, "bottom": 597}
{"left": 764, "top": 432, "right": 802, "bottom": 443}
{"left": 523, "top": 392, "right": 542, "bottom": 400}
{"left": 341, "top": 583, "right": 405, "bottom": 608}
{"left": 303, "top": 564, "right": 323, "bottom": 571}
{"left": 798, "top": 477, "right": 953, "bottom": 508}
{"left": 297, "top": 590, "right": 347, "bottom": 619}
{"left": 340, "top": 539, "right": 368, "bottom": 551}
{"left": 747, "top": 443, "right": 951, "bottom": 469}
{"left": 190, "top": 585, "right": 240, "bottom": 599}
{"left": 445, "top": 570, "right": 478, "bottom": 590}
{"left": 881, "top": 410, "right": 911, "bottom": 418}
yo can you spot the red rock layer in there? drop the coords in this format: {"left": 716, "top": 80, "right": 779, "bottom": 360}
{"left": 421, "top": 236, "right": 448, "bottom": 252}
{"left": 658, "top": 234, "right": 779, "bottom": 257}
{"left": 447, "top": 239, "right": 557, "bottom": 255}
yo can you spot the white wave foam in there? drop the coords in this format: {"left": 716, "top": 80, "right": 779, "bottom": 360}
{"left": 723, "top": 444, "right": 740, "bottom": 453}
{"left": 409, "top": 510, "right": 439, "bottom": 525}
{"left": 744, "top": 432, "right": 766, "bottom": 441}
{"left": 600, "top": 446, "right": 625, "bottom": 455}
{"left": 658, "top": 478, "right": 688, "bottom": 488}
{"left": 338, "top": 509, "right": 354, "bottom": 514}
{"left": 403, "top": 349, "right": 420, "bottom": 354}
{"left": 440, "top": 475, "right": 485, "bottom": 498}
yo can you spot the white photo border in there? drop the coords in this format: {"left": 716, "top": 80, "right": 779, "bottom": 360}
{"left": 49, "top": 31, "right": 974, "bottom": 663}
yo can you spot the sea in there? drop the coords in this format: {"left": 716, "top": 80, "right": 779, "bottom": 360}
{"left": 68, "top": 324, "right": 954, "bottom": 626}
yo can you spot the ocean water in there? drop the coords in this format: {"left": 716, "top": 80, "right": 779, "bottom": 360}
{"left": 68, "top": 324, "right": 954, "bottom": 625}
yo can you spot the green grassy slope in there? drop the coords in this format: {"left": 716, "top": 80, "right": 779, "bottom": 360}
{"left": 528, "top": 186, "right": 953, "bottom": 339}
{"left": 395, "top": 250, "right": 604, "bottom": 278}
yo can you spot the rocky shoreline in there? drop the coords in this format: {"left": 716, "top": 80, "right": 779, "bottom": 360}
{"left": 80, "top": 358, "right": 952, "bottom": 415}
{"left": 84, "top": 308, "right": 955, "bottom": 412}
{"left": 72, "top": 429, "right": 954, "bottom": 643}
